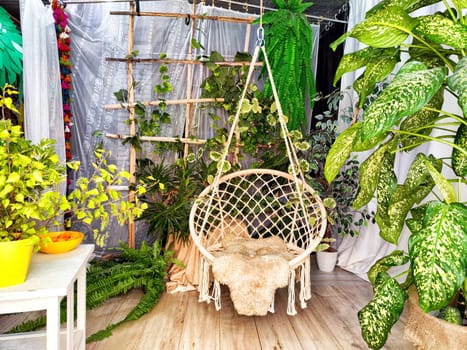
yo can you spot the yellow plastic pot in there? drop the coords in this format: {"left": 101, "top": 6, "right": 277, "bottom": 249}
{"left": 0, "top": 237, "right": 35, "bottom": 288}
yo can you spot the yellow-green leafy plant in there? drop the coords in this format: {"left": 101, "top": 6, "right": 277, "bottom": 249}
{"left": 0, "top": 84, "right": 147, "bottom": 247}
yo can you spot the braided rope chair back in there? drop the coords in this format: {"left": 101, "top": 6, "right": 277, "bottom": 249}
{"left": 190, "top": 168, "right": 327, "bottom": 267}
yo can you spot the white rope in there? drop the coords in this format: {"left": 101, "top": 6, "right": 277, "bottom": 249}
{"left": 304, "top": 257, "right": 312, "bottom": 300}
{"left": 199, "top": 257, "right": 210, "bottom": 302}
{"left": 213, "top": 280, "right": 221, "bottom": 310}
{"left": 287, "top": 269, "right": 297, "bottom": 316}
{"left": 299, "top": 262, "right": 307, "bottom": 309}
{"left": 268, "top": 294, "right": 275, "bottom": 314}
{"left": 259, "top": 45, "right": 315, "bottom": 243}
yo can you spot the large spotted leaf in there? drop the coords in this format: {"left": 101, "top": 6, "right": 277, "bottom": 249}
{"left": 413, "top": 13, "right": 467, "bottom": 49}
{"left": 333, "top": 47, "right": 399, "bottom": 99}
{"left": 354, "top": 54, "right": 400, "bottom": 108}
{"left": 358, "top": 272, "right": 408, "bottom": 350}
{"left": 376, "top": 154, "right": 441, "bottom": 244}
{"left": 400, "top": 88, "right": 444, "bottom": 150}
{"left": 366, "top": 0, "right": 441, "bottom": 17}
{"left": 324, "top": 123, "right": 360, "bottom": 184}
{"left": 332, "top": 47, "right": 385, "bottom": 85}
{"left": 367, "top": 250, "right": 410, "bottom": 285}
{"left": 352, "top": 143, "right": 390, "bottom": 210}
{"left": 360, "top": 62, "right": 446, "bottom": 141}
{"left": 350, "top": 6, "right": 418, "bottom": 48}
{"left": 408, "top": 201, "right": 467, "bottom": 312}
{"left": 447, "top": 56, "right": 467, "bottom": 116}
{"left": 424, "top": 158, "right": 457, "bottom": 204}
{"left": 374, "top": 150, "right": 397, "bottom": 228}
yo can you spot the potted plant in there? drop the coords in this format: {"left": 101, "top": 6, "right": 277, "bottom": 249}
{"left": 0, "top": 84, "right": 147, "bottom": 287}
{"left": 325, "top": 1, "right": 466, "bottom": 349}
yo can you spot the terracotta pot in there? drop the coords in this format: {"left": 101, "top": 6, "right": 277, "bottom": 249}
{"left": 404, "top": 288, "right": 467, "bottom": 349}
{"left": 0, "top": 238, "right": 35, "bottom": 287}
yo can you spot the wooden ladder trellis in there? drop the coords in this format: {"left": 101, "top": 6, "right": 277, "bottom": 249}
{"left": 103, "top": 0, "right": 256, "bottom": 248}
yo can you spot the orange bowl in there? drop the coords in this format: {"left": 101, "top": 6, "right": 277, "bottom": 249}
{"left": 39, "top": 231, "right": 85, "bottom": 254}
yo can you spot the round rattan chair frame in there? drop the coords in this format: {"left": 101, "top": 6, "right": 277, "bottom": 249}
{"left": 189, "top": 30, "right": 327, "bottom": 315}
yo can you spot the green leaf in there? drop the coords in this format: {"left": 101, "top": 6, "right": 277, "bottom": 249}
{"left": 360, "top": 62, "right": 446, "bottom": 140}
{"left": 367, "top": 250, "right": 410, "bottom": 285}
{"left": 353, "top": 54, "right": 400, "bottom": 108}
{"left": 376, "top": 153, "right": 441, "bottom": 244}
{"left": 423, "top": 158, "right": 456, "bottom": 204}
{"left": 353, "top": 143, "right": 390, "bottom": 210}
{"left": 358, "top": 272, "right": 408, "bottom": 350}
{"left": 400, "top": 88, "right": 444, "bottom": 150}
{"left": 374, "top": 149, "right": 397, "bottom": 227}
{"left": 452, "top": 123, "right": 467, "bottom": 177}
{"left": 349, "top": 6, "right": 418, "bottom": 48}
{"left": 413, "top": 13, "right": 467, "bottom": 49}
{"left": 333, "top": 47, "right": 398, "bottom": 87}
{"left": 447, "top": 56, "right": 467, "bottom": 116}
{"left": 409, "top": 201, "right": 467, "bottom": 312}
{"left": 324, "top": 123, "right": 360, "bottom": 183}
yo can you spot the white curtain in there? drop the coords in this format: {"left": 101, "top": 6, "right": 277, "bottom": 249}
{"left": 337, "top": 1, "right": 464, "bottom": 280}
{"left": 20, "top": 0, "right": 65, "bottom": 163}
{"left": 65, "top": 1, "right": 319, "bottom": 248}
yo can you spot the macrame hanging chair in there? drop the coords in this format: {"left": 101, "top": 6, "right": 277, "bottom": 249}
{"left": 189, "top": 19, "right": 327, "bottom": 316}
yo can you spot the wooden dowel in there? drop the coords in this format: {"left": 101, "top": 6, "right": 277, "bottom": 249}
{"left": 104, "top": 97, "right": 225, "bottom": 110}
{"left": 106, "top": 134, "right": 207, "bottom": 144}
{"left": 127, "top": 1, "right": 136, "bottom": 248}
{"left": 105, "top": 57, "right": 262, "bottom": 67}
{"left": 110, "top": 11, "right": 254, "bottom": 24}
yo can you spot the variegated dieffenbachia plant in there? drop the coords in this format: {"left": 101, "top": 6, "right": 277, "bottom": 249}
{"left": 325, "top": 1, "right": 467, "bottom": 349}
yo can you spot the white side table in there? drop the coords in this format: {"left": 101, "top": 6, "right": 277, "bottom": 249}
{"left": 0, "top": 244, "right": 94, "bottom": 350}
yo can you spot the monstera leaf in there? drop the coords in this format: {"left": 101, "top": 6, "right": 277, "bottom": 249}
{"left": 408, "top": 201, "right": 467, "bottom": 312}
{"left": 358, "top": 272, "right": 408, "bottom": 350}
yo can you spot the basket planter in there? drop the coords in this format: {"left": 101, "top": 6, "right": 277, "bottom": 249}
{"left": 405, "top": 288, "right": 467, "bottom": 349}
{"left": 0, "top": 238, "right": 35, "bottom": 287}
{"left": 316, "top": 250, "right": 338, "bottom": 272}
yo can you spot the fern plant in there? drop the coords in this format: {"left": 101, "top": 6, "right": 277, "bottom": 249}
{"left": 325, "top": 1, "right": 467, "bottom": 349}
{"left": 254, "top": 0, "right": 316, "bottom": 131}
{"left": 5, "top": 241, "right": 176, "bottom": 343}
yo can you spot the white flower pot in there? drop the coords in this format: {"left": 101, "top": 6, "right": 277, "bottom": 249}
{"left": 316, "top": 250, "right": 338, "bottom": 272}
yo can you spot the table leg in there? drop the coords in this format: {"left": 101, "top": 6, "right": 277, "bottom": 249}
{"left": 77, "top": 266, "right": 87, "bottom": 350}
{"left": 66, "top": 284, "right": 74, "bottom": 350}
{"left": 47, "top": 296, "right": 61, "bottom": 350}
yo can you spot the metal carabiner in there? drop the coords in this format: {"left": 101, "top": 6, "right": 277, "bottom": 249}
{"left": 256, "top": 27, "right": 264, "bottom": 47}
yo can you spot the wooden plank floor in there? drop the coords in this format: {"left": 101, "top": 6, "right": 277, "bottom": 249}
{"left": 1, "top": 256, "right": 415, "bottom": 350}
{"left": 83, "top": 256, "right": 415, "bottom": 350}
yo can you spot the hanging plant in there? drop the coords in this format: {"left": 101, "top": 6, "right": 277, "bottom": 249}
{"left": 254, "top": 0, "right": 316, "bottom": 131}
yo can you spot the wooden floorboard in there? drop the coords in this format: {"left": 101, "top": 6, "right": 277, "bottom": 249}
{"left": 0, "top": 256, "right": 416, "bottom": 350}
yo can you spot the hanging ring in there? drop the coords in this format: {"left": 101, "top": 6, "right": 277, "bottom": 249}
{"left": 256, "top": 27, "right": 264, "bottom": 47}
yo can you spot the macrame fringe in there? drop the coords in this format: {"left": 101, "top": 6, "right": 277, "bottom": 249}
{"left": 198, "top": 257, "right": 210, "bottom": 303}
{"left": 287, "top": 269, "right": 297, "bottom": 316}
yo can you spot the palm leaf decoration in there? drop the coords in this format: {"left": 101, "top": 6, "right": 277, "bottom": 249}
{"left": 254, "top": 0, "right": 316, "bottom": 131}
{"left": 0, "top": 7, "right": 22, "bottom": 88}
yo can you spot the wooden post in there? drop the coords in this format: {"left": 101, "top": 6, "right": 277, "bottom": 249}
{"left": 126, "top": 1, "right": 136, "bottom": 248}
